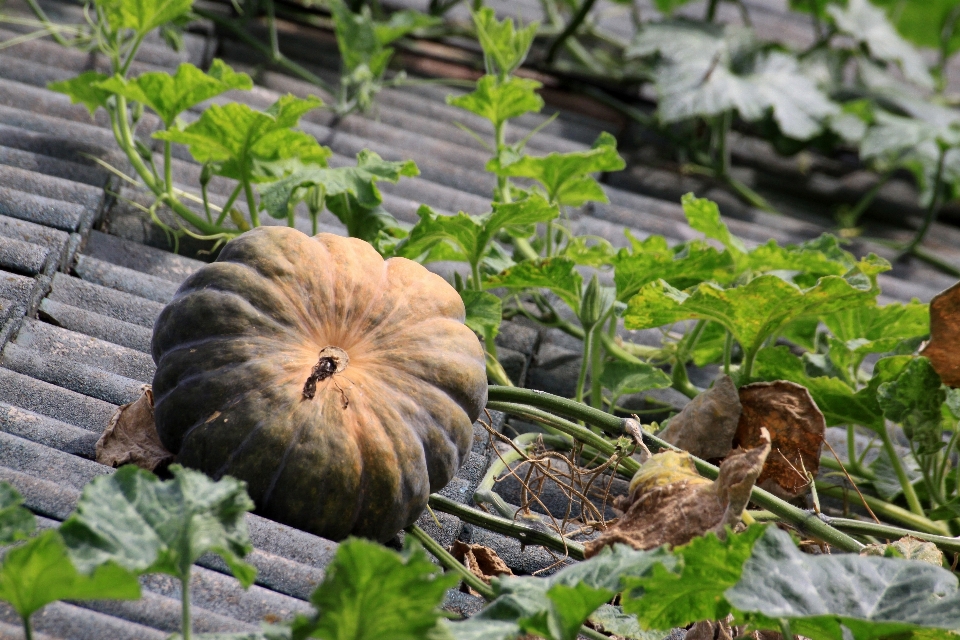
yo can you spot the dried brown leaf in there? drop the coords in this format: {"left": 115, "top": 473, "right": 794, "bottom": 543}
{"left": 583, "top": 433, "right": 770, "bottom": 557}
{"left": 452, "top": 540, "right": 512, "bottom": 596}
{"left": 734, "top": 381, "right": 825, "bottom": 500}
{"left": 657, "top": 375, "right": 741, "bottom": 460}
{"left": 861, "top": 536, "right": 944, "bottom": 566}
{"left": 96, "top": 386, "right": 174, "bottom": 472}
{"left": 921, "top": 281, "right": 960, "bottom": 387}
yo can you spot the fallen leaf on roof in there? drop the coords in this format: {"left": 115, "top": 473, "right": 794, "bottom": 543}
{"left": 734, "top": 381, "right": 825, "bottom": 499}
{"left": 96, "top": 386, "right": 174, "bottom": 472}
{"left": 921, "top": 281, "right": 960, "bottom": 387}
{"left": 861, "top": 536, "right": 944, "bottom": 566}
{"left": 583, "top": 431, "right": 770, "bottom": 556}
{"left": 452, "top": 540, "right": 513, "bottom": 596}
{"left": 657, "top": 374, "right": 741, "bottom": 460}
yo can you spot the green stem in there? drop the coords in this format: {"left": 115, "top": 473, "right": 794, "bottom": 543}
{"left": 486, "top": 354, "right": 514, "bottom": 387}
{"left": 590, "top": 321, "right": 605, "bottom": 410}
{"left": 487, "top": 387, "right": 865, "bottom": 551}
{"left": 242, "top": 175, "right": 260, "bottom": 228}
{"left": 21, "top": 615, "right": 33, "bottom": 640}
{"left": 406, "top": 524, "right": 495, "bottom": 600}
{"left": 723, "top": 329, "right": 733, "bottom": 376}
{"left": 22, "top": 0, "right": 72, "bottom": 46}
{"left": 705, "top": 0, "right": 720, "bottom": 22}
{"left": 903, "top": 147, "right": 948, "bottom": 255}
{"left": 820, "top": 454, "right": 874, "bottom": 482}
{"left": 493, "top": 120, "right": 511, "bottom": 204}
{"left": 575, "top": 326, "right": 595, "bottom": 404}
{"left": 193, "top": 7, "right": 337, "bottom": 97}
{"left": 181, "top": 570, "right": 191, "bottom": 640}
{"left": 119, "top": 34, "right": 144, "bottom": 77}
{"left": 545, "top": 0, "right": 599, "bottom": 64}
{"left": 163, "top": 140, "right": 174, "bottom": 197}
{"left": 815, "top": 484, "right": 951, "bottom": 536}
{"left": 429, "top": 494, "right": 585, "bottom": 559}
{"left": 739, "top": 342, "right": 760, "bottom": 383}
{"left": 837, "top": 166, "right": 896, "bottom": 229}
{"left": 878, "top": 423, "right": 925, "bottom": 518}
{"left": 725, "top": 175, "right": 777, "bottom": 213}
{"left": 825, "top": 517, "right": 960, "bottom": 554}
{"left": 910, "top": 245, "right": 960, "bottom": 278}
{"left": 216, "top": 183, "right": 245, "bottom": 227}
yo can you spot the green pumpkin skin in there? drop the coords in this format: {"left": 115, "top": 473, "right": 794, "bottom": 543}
{"left": 151, "top": 227, "right": 488, "bottom": 542}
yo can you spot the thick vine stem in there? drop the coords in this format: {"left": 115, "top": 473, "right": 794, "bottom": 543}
{"left": 428, "top": 494, "right": 586, "bottom": 559}
{"left": 487, "top": 386, "right": 865, "bottom": 552}
{"left": 815, "top": 484, "right": 951, "bottom": 536}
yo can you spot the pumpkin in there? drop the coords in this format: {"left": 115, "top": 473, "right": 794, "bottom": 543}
{"left": 151, "top": 227, "right": 488, "bottom": 542}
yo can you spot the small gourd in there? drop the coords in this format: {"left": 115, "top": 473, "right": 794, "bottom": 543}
{"left": 151, "top": 227, "right": 487, "bottom": 542}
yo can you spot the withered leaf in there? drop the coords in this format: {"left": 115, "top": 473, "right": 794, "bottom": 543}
{"left": 96, "top": 386, "right": 174, "bottom": 472}
{"left": 734, "top": 381, "right": 824, "bottom": 500}
{"left": 657, "top": 374, "right": 741, "bottom": 460}
{"left": 861, "top": 536, "right": 944, "bottom": 566}
{"left": 452, "top": 540, "right": 513, "bottom": 595}
{"left": 584, "top": 433, "right": 770, "bottom": 556}
{"left": 921, "top": 281, "right": 960, "bottom": 387}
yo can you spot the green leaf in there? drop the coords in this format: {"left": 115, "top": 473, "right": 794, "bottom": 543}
{"left": 154, "top": 95, "right": 329, "bottom": 182}
{"left": 461, "top": 289, "right": 502, "bottom": 338}
{"left": 613, "top": 236, "right": 733, "bottom": 302}
{"left": 652, "top": 0, "right": 697, "bottom": 13}
{"left": 374, "top": 10, "right": 440, "bottom": 45}
{"left": 471, "top": 7, "right": 539, "bottom": 76}
{"left": 588, "top": 605, "right": 662, "bottom": 640}
{"left": 624, "top": 260, "right": 886, "bottom": 362}
{"left": 326, "top": 196, "right": 408, "bottom": 248}
{"left": 877, "top": 357, "right": 946, "bottom": 455}
{"left": 487, "top": 132, "right": 625, "bottom": 207}
{"left": 599, "top": 361, "right": 672, "bottom": 398}
{"left": 329, "top": 0, "right": 389, "bottom": 76}
{"left": 0, "top": 529, "right": 140, "bottom": 622}
{"left": 928, "top": 496, "right": 960, "bottom": 521}
{"left": 752, "top": 346, "right": 886, "bottom": 429}
{"left": 628, "top": 21, "right": 838, "bottom": 140}
{"left": 447, "top": 75, "right": 544, "bottom": 128}
{"left": 259, "top": 150, "right": 418, "bottom": 222}
{"left": 0, "top": 482, "right": 35, "bottom": 544}
{"left": 681, "top": 194, "right": 746, "bottom": 256}
{"left": 870, "top": 0, "right": 960, "bottom": 57}
{"left": 827, "top": 0, "right": 934, "bottom": 90}
{"left": 726, "top": 526, "right": 960, "bottom": 640}
{"left": 48, "top": 71, "right": 112, "bottom": 116}
{"left": 621, "top": 525, "right": 766, "bottom": 630}
{"left": 292, "top": 537, "right": 456, "bottom": 640}
{"left": 460, "top": 544, "right": 673, "bottom": 640}
{"left": 95, "top": 0, "right": 193, "bottom": 36}
{"left": 485, "top": 258, "right": 582, "bottom": 311}
{"left": 560, "top": 236, "right": 617, "bottom": 267}
{"left": 97, "top": 60, "right": 252, "bottom": 127}
{"left": 869, "top": 447, "right": 922, "bottom": 501}
{"left": 745, "top": 235, "right": 857, "bottom": 286}
{"left": 60, "top": 464, "right": 256, "bottom": 585}
{"left": 821, "top": 300, "right": 929, "bottom": 373}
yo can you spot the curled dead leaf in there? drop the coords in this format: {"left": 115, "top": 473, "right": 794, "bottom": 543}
{"left": 584, "top": 432, "right": 770, "bottom": 556}
{"left": 734, "top": 381, "right": 825, "bottom": 500}
{"left": 921, "top": 281, "right": 960, "bottom": 387}
{"left": 861, "top": 536, "right": 944, "bottom": 566}
{"left": 657, "top": 375, "right": 741, "bottom": 460}
{"left": 96, "top": 386, "right": 174, "bottom": 472}
{"left": 452, "top": 541, "right": 513, "bottom": 596}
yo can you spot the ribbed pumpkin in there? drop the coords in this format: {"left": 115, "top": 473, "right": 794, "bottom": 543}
{"left": 151, "top": 227, "right": 488, "bottom": 542}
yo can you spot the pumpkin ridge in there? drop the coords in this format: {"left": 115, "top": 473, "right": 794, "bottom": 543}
{"left": 212, "top": 416, "right": 270, "bottom": 479}
{"left": 152, "top": 356, "right": 286, "bottom": 408}
{"left": 259, "top": 412, "right": 312, "bottom": 511}
{"left": 175, "top": 262, "right": 303, "bottom": 328}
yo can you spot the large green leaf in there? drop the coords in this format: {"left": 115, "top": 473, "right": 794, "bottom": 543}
{"left": 447, "top": 75, "right": 544, "bottom": 128}
{"left": 0, "top": 529, "right": 140, "bottom": 622}
{"left": 613, "top": 236, "right": 733, "bottom": 301}
{"left": 396, "top": 195, "right": 558, "bottom": 267}
{"left": 485, "top": 258, "right": 582, "bottom": 310}
{"left": 95, "top": 0, "right": 193, "bottom": 36}
{"left": 291, "top": 538, "right": 456, "bottom": 640}
{"left": 877, "top": 357, "right": 946, "bottom": 455}
{"left": 822, "top": 300, "right": 929, "bottom": 373}
{"left": 624, "top": 258, "right": 887, "bottom": 359}
{"left": 471, "top": 7, "right": 538, "bottom": 76}
{"left": 628, "top": 21, "right": 838, "bottom": 140}
{"left": 258, "top": 150, "right": 418, "bottom": 223}
{"left": 329, "top": 0, "right": 388, "bottom": 76}
{"left": 0, "top": 481, "right": 35, "bottom": 545}
{"left": 154, "top": 95, "right": 329, "bottom": 182}
{"left": 373, "top": 10, "right": 440, "bottom": 45}
{"left": 827, "top": 0, "right": 934, "bottom": 89}
{"left": 97, "top": 60, "right": 252, "bottom": 127}
{"left": 48, "top": 72, "right": 113, "bottom": 116}
{"left": 726, "top": 526, "right": 960, "bottom": 640}
{"left": 453, "top": 544, "right": 673, "bottom": 640}
{"left": 461, "top": 289, "right": 502, "bottom": 338}
{"left": 599, "top": 361, "right": 672, "bottom": 398}
{"left": 487, "top": 132, "right": 625, "bottom": 207}
{"left": 870, "top": 0, "right": 960, "bottom": 56}
{"left": 621, "top": 526, "right": 765, "bottom": 630}
{"left": 60, "top": 465, "right": 256, "bottom": 586}
{"left": 681, "top": 194, "right": 746, "bottom": 256}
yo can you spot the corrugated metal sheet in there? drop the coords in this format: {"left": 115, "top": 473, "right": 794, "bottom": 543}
{"left": 0, "top": 0, "right": 955, "bottom": 636}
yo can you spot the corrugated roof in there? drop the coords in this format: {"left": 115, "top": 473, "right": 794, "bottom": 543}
{"left": 0, "top": 0, "right": 955, "bottom": 636}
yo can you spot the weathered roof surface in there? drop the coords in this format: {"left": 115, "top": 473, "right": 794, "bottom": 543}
{"left": 0, "top": 0, "right": 955, "bottom": 636}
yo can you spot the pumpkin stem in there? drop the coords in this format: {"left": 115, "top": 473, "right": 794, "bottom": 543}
{"left": 302, "top": 346, "right": 350, "bottom": 400}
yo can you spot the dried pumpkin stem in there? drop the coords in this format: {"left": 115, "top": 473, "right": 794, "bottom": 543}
{"left": 487, "top": 386, "right": 866, "bottom": 552}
